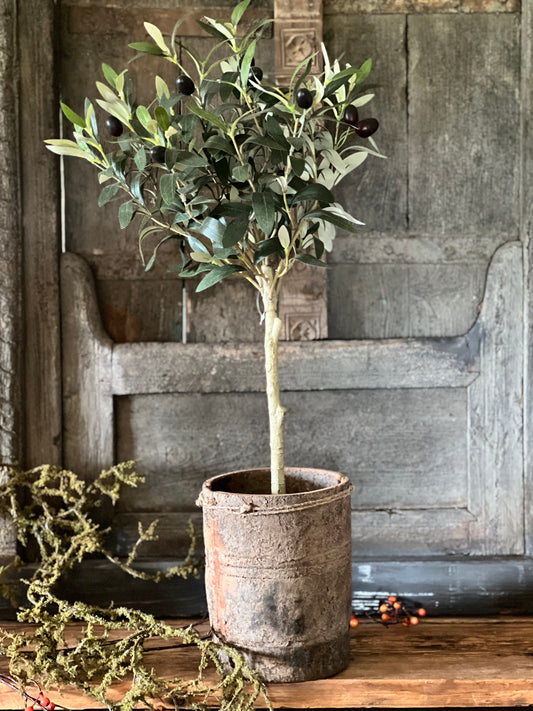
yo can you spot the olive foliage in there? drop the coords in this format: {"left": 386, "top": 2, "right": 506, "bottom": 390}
{"left": 46, "top": 0, "right": 381, "bottom": 294}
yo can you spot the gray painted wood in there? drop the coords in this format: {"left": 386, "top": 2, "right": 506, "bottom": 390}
{"left": 468, "top": 242, "right": 524, "bottom": 555}
{"left": 63, "top": 238, "right": 523, "bottom": 561}
{"left": 50, "top": 2, "right": 530, "bottom": 613}
{"left": 408, "top": 14, "right": 520, "bottom": 235}
{"left": 114, "top": 387, "right": 467, "bottom": 531}
{"left": 329, "top": 233, "right": 514, "bottom": 266}
{"left": 323, "top": 14, "right": 407, "bottom": 234}
{"left": 61, "top": 253, "right": 114, "bottom": 476}
{"left": 326, "top": 12, "right": 522, "bottom": 342}
{"left": 19, "top": 0, "right": 63, "bottom": 467}
{"left": 112, "top": 337, "right": 479, "bottom": 394}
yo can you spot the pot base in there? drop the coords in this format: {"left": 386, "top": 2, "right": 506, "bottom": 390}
{"left": 212, "top": 628, "right": 351, "bottom": 683}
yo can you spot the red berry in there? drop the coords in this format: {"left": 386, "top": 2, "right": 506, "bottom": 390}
{"left": 349, "top": 614, "right": 359, "bottom": 628}
{"left": 381, "top": 613, "right": 391, "bottom": 621}
{"left": 393, "top": 601, "right": 401, "bottom": 610}
{"left": 355, "top": 117, "right": 379, "bottom": 138}
{"left": 402, "top": 619, "right": 410, "bottom": 627}
{"left": 176, "top": 74, "right": 195, "bottom": 95}
{"left": 40, "top": 698, "right": 50, "bottom": 707}
{"left": 379, "top": 603, "right": 388, "bottom": 613}
{"left": 418, "top": 608, "right": 427, "bottom": 617}
{"left": 295, "top": 88, "right": 313, "bottom": 109}
{"left": 105, "top": 115, "right": 123, "bottom": 137}
{"left": 410, "top": 616, "right": 419, "bottom": 626}
{"left": 343, "top": 104, "right": 359, "bottom": 125}
{"left": 47, "top": 703, "right": 56, "bottom": 710}
{"left": 26, "top": 705, "right": 34, "bottom": 711}
{"left": 387, "top": 595, "right": 397, "bottom": 603}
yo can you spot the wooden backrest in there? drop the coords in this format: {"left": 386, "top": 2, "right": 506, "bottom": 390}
{"left": 61, "top": 240, "right": 523, "bottom": 563}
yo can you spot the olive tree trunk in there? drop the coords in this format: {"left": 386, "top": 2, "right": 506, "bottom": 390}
{"left": 260, "top": 269, "right": 286, "bottom": 494}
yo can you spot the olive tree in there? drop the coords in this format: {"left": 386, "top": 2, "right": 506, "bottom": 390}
{"left": 46, "top": 0, "right": 381, "bottom": 494}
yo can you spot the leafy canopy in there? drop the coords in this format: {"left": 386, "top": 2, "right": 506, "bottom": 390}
{"left": 45, "top": 0, "right": 382, "bottom": 294}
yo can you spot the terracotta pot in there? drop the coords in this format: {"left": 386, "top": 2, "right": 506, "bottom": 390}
{"left": 196, "top": 467, "right": 353, "bottom": 682}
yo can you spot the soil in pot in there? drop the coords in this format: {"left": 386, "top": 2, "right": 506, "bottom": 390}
{"left": 197, "top": 467, "right": 353, "bottom": 683}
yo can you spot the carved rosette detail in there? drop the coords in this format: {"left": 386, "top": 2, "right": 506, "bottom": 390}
{"left": 274, "top": 0, "right": 326, "bottom": 340}
{"left": 275, "top": 0, "right": 323, "bottom": 85}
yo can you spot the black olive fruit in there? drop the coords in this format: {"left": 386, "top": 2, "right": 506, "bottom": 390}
{"left": 248, "top": 66, "right": 263, "bottom": 87}
{"left": 105, "top": 115, "right": 123, "bottom": 137}
{"left": 355, "top": 117, "right": 379, "bottom": 138}
{"left": 295, "top": 88, "right": 313, "bottom": 109}
{"left": 176, "top": 74, "right": 195, "bottom": 96}
{"left": 150, "top": 145, "right": 166, "bottom": 163}
{"left": 343, "top": 104, "right": 359, "bottom": 126}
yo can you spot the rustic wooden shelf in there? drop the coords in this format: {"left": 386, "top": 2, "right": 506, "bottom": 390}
{"left": 1, "top": 617, "right": 532, "bottom": 708}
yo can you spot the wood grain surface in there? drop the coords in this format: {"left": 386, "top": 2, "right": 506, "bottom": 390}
{"left": 0, "top": 617, "right": 532, "bottom": 708}
{"left": 19, "top": 0, "right": 63, "bottom": 468}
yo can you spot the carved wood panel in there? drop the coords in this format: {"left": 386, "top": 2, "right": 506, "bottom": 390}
{"left": 61, "top": 240, "right": 524, "bottom": 560}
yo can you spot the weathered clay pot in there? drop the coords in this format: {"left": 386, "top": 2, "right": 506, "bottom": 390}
{"left": 196, "top": 467, "right": 353, "bottom": 682}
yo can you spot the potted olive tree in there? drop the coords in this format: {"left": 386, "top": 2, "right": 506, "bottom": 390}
{"left": 46, "top": 0, "right": 381, "bottom": 683}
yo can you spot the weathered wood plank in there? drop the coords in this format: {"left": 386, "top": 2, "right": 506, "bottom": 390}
{"left": 0, "top": 467, "right": 15, "bottom": 560}
{"left": 329, "top": 264, "right": 411, "bottom": 339}
{"left": 19, "top": 0, "right": 63, "bottom": 467}
{"left": 114, "top": 388, "right": 468, "bottom": 527}
{"left": 408, "top": 14, "right": 520, "bottom": 235}
{"left": 4, "top": 558, "right": 533, "bottom": 619}
{"left": 112, "top": 337, "right": 479, "bottom": 394}
{"left": 324, "top": 14, "right": 407, "bottom": 233}
{"left": 113, "top": 507, "right": 477, "bottom": 560}
{"left": 61, "top": 254, "right": 114, "bottom": 476}
{"left": 109, "top": 512, "right": 203, "bottom": 559}
{"left": 324, "top": 0, "right": 521, "bottom": 12}
{"left": 1, "top": 618, "right": 532, "bottom": 708}
{"left": 468, "top": 242, "right": 524, "bottom": 554}
{"left": 185, "top": 278, "right": 263, "bottom": 343}
{"left": 329, "top": 232, "right": 516, "bottom": 265}
{"left": 97, "top": 279, "right": 184, "bottom": 343}
{"left": 523, "top": 0, "right": 533, "bottom": 557}
{"left": 0, "top": 0, "right": 21, "bottom": 473}
{"left": 64, "top": 3, "right": 273, "bottom": 37}
{"left": 407, "top": 263, "right": 485, "bottom": 337}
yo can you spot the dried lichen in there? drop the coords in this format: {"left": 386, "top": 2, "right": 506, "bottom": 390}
{"left": 0, "top": 463, "right": 271, "bottom": 711}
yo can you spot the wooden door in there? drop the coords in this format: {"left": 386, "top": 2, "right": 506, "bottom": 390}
{"left": 27, "top": 0, "right": 533, "bottom": 613}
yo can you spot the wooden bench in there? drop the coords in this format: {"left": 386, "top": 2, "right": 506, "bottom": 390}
{"left": 1, "top": 617, "right": 532, "bottom": 708}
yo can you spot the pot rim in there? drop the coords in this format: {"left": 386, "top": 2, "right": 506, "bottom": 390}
{"left": 196, "top": 467, "right": 353, "bottom": 512}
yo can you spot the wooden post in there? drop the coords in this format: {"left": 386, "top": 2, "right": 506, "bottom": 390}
{"left": 0, "top": 0, "right": 21, "bottom": 470}
{"left": 0, "top": 0, "right": 21, "bottom": 558}
{"left": 523, "top": 0, "right": 533, "bottom": 555}
{"left": 19, "top": 0, "right": 62, "bottom": 467}
{"left": 274, "top": 0, "right": 328, "bottom": 341}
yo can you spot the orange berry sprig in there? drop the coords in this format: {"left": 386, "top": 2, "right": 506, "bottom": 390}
{"left": 26, "top": 689, "right": 58, "bottom": 711}
{"left": 350, "top": 596, "right": 427, "bottom": 628}
{"left": 0, "top": 677, "right": 64, "bottom": 711}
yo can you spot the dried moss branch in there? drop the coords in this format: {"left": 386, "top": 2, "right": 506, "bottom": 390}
{"left": 0, "top": 464, "right": 271, "bottom": 711}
